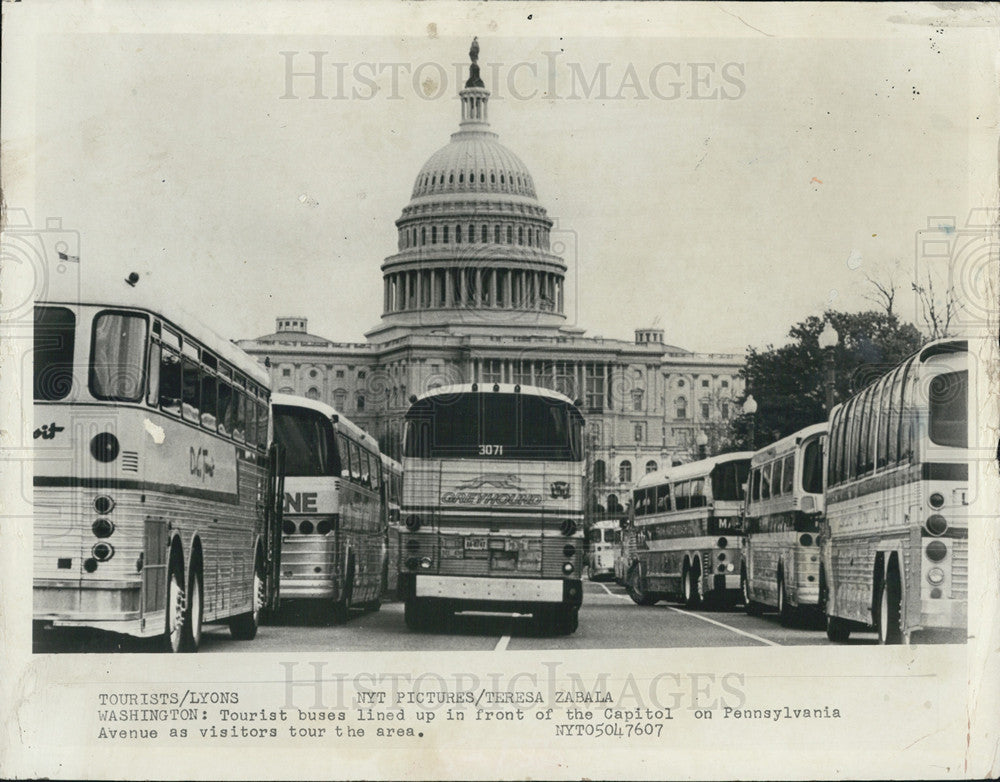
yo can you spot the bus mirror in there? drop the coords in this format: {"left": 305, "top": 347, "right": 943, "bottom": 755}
{"left": 409, "top": 395, "right": 418, "bottom": 404}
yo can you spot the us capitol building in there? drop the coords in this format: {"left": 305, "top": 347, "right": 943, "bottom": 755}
{"left": 238, "top": 40, "right": 744, "bottom": 517}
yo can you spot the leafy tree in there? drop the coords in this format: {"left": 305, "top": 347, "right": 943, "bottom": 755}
{"left": 734, "top": 310, "right": 923, "bottom": 448}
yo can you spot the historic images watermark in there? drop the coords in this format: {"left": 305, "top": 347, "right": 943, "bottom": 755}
{"left": 278, "top": 51, "right": 747, "bottom": 102}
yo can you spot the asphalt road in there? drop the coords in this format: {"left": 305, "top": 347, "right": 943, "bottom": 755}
{"left": 34, "top": 580, "right": 879, "bottom": 653}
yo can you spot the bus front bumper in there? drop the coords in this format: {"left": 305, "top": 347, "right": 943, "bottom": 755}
{"left": 400, "top": 574, "right": 582, "bottom": 610}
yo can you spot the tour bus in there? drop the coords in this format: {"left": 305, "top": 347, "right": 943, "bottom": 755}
{"left": 821, "top": 339, "right": 969, "bottom": 644}
{"left": 626, "top": 453, "right": 753, "bottom": 608}
{"left": 271, "top": 393, "right": 386, "bottom": 622}
{"left": 587, "top": 519, "right": 621, "bottom": 581}
{"left": 742, "top": 423, "right": 826, "bottom": 623}
{"left": 398, "top": 383, "right": 586, "bottom": 634}
{"left": 380, "top": 453, "right": 403, "bottom": 597}
{"left": 33, "top": 277, "right": 283, "bottom": 652}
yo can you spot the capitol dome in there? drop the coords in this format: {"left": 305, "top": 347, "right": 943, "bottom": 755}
{"left": 371, "top": 38, "right": 567, "bottom": 338}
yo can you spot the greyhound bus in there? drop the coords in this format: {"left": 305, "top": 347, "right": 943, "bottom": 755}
{"left": 271, "top": 393, "right": 385, "bottom": 621}
{"left": 587, "top": 519, "right": 621, "bottom": 581}
{"left": 741, "top": 423, "right": 826, "bottom": 623}
{"left": 626, "top": 453, "right": 752, "bottom": 608}
{"left": 32, "top": 277, "right": 283, "bottom": 652}
{"left": 398, "top": 383, "right": 586, "bottom": 634}
{"left": 821, "top": 339, "right": 969, "bottom": 644}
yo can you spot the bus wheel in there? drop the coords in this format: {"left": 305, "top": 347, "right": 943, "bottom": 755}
{"left": 182, "top": 564, "right": 203, "bottom": 652}
{"left": 229, "top": 553, "right": 263, "bottom": 640}
{"left": 627, "top": 563, "right": 657, "bottom": 606}
{"left": 164, "top": 556, "right": 186, "bottom": 653}
{"left": 826, "top": 614, "right": 851, "bottom": 643}
{"left": 404, "top": 598, "right": 426, "bottom": 631}
{"left": 683, "top": 563, "right": 703, "bottom": 608}
{"left": 878, "top": 570, "right": 903, "bottom": 645}
{"left": 777, "top": 574, "right": 794, "bottom": 627}
{"left": 742, "top": 569, "right": 763, "bottom": 616}
{"left": 554, "top": 608, "right": 579, "bottom": 635}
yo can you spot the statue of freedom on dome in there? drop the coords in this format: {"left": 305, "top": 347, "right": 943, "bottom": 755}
{"left": 465, "top": 36, "right": 485, "bottom": 88}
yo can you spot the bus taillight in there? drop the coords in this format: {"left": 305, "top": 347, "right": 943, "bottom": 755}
{"left": 405, "top": 514, "right": 422, "bottom": 531}
{"left": 925, "top": 540, "right": 948, "bottom": 562}
{"left": 926, "top": 514, "right": 948, "bottom": 536}
{"left": 92, "top": 518, "right": 115, "bottom": 538}
{"left": 560, "top": 519, "right": 577, "bottom": 536}
{"left": 92, "top": 542, "right": 114, "bottom": 562}
{"left": 93, "top": 495, "right": 115, "bottom": 514}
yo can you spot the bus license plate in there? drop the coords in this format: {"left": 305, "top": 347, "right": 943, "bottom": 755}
{"left": 465, "top": 538, "right": 487, "bottom": 551}
{"left": 490, "top": 551, "right": 518, "bottom": 571}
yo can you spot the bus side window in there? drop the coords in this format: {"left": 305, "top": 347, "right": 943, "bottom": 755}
{"left": 862, "top": 385, "right": 878, "bottom": 474}
{"left": 245, "top": 396, "right": 257, "bottom": 447}
{"left": 233, "top": 388, "right": 247, "bottom": 442}
{"left": 361, "top": 450, "right": 372, "bottom": 488}
{"left": 146, "top": 341, "right": 161, "bottom": 407}
{"left": 217, "top": 379, "right": 233, "bottom": 436}
{"left": 771, "top": 460, "right": 783, "bottom": 497}
{"left": 762, "top": 463, "right": 773, "bottom": 500}
{"left": 899, "top": 362, "right": 916, "bottom": 462}
{"left": 181, "top": 355, "right": 201, "bottom": 423}
{"left": 256, "top": 399, "right": 268, "bottom": 448}
{"left": 675, "top": 481, "right": 689, "bottom": 510}
{"left": 690, "top": 478, "right": 705, "bottom": 508}
{"left": 337, "top": 434, "right": 352, "bottom": 480}
{"left": 656, "top": 484, "right": 670, "bottom": 512}
{"left": 827, "top": 411, "right": 842, "bottom": 487}
{"left": 371, "top": 456, "right": 382, "bottom": 492}
{"left": 159, "top": 347, "right": 182, "bottom": 416}
{"left": 844, "top": 395, "right": 861, "bottom": 481}
{"left": 781, "top": 454, "right": 794, "bottom": 495}
{"left": 200, "top": 370, "right": 218, "bottom": 430}
{"left": 885, "top": 367, "right": 902, "bottom": 466}
{"left": 876, "top": 374, "right": 893, "bottom": 469}
{"left": 350, "top": 441, "right": 363, "bottom": 483}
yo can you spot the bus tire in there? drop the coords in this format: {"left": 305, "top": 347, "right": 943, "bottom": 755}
{"left": 229, "top": 550, "right": 263, "bottom": 641}
{"left": 164, "top": 553, "right": 186, "bottom": 653}
{"left": 683, "top": 562, "right": 703, "bottom": 609}
{"left": 554, "top": 607, "right": 579, "bottom": 635}
{"left": 826, "top": 614, "right": 851, "bottom": 643}
{"left": 626, "top": 563, "right": 657, "bottom": 606}
{"left": 182, "top": 561, "right": 204, "bottom": 652}
{"left": 777, "top": 573, "right": 794, "bottom": 627}
{"left": 742, "top": 568, "right": 763, "bottom": 616}
{"left": 878, "top": 568, "right": 903, "bottom": 645}
{"left": 404, "top": 598, "right": 427, "bottom": 631}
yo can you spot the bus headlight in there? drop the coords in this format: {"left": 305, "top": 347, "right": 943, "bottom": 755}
{"left": 926, "top": 567, "right": 945, "bottom": 586}
{"left": 799, "top": 533, "right": 814, "bottom": 547}
{"left": 925, "top": 540, "right": 948, "bottom": 562}
{"left": 283, "top": 520, "right": 296, "bottom": 535}
{"left": 405, "top": 514, "right": 422, "bottom": 532}
{"left": 419, "top": 557, "right": 432, "bottom": 569}
{"left": 92, "top": 518, "right": 115, "bottom": 538}
{"left": 925, "top": 514, "right": 948, "bottom": 536}
{"left": 299, "top": 519, "right": 314, "bottom": 535}
{"left": 717, "top": 537, "right": 728, "bottom": 548}
{"left": 562, "top": 562, "right": 574, "bottom": 574}
{"left": 563, "top": 544, "right": 576, "bottom": 558}
{"left": 929, "top": 493, "right": 945, "bottom": 509}
{"left": 560, "top": 519, "right": 577, "bottom": 536}
{"left": 93, "top": 495, "right": 115, "bottom": 514}
{"left": 90, "top": 432, "right": 120, "bottom": 463}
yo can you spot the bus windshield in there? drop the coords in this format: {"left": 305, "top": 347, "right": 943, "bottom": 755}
{"left": 273, "top": 405, "right": 341, "bottom": 477}
{"left": 34, "top": 306, "right": 76, "bottom": 401}
{"left": 710, "top": 460, "right": 749, "bottom": 502}
{"left": 403, "top": 392, "right": 583, "bottom": 460}
{"left": 929, "top": 370, "right": 967, "bottom": 448}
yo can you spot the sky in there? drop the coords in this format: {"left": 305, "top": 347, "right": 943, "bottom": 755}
{"left": 4, "top": 2, "right": 998, "bottom": 355}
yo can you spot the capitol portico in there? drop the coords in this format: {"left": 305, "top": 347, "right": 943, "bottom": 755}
{"left": 238, "top": 39, "right": 744, "bottom": 518}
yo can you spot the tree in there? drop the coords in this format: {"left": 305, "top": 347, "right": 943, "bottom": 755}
{"left": 736, "top": 310, "right": 923, "bottom": 447}
{"left": 912, "top": 272, "right": 962, "bottom": 340}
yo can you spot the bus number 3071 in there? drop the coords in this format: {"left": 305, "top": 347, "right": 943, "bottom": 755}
{"left": 479, "top": 445, "right": 504, "bottom": 456}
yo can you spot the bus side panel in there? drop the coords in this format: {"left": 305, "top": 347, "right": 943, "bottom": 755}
{"left": 142, "top": 518, "right": 168, "bottom": 615}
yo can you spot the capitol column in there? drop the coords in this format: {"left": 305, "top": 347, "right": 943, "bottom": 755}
{"left": 445, "top": 267, "right": 454, "bottom": 307}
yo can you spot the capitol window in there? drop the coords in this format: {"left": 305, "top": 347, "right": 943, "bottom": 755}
{"left": 619, "top": 461, "right": 632, "bottom": 483}
{"left": 481, "top": 225, "right": 488, "bottom": 242}
{"left": 518, "top": 226, "right": 524, "bottom": 244}
{"left": 494, "top": 225, "right": 500, "bottom": 243}
{"left": 443, "top": 226, "right": 449, "bottom": 243}
{"left": 506, "top": 226, "right": 513, "bottom": 243}
{"left": 431, "top": 226, "right": 437, "bottom": 244}
{"left": 456, "top": 225, "right": 462, "bottom": 244}
{"left": 676, "top": 396, "right": 687, "bottom": 419}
